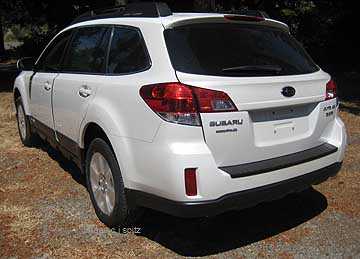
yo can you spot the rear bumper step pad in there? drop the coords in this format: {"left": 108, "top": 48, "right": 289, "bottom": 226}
{"left": 219, "top": 143, "right": 338, "bottom": 178}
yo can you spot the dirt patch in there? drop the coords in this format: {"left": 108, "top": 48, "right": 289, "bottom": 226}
{"left": 0, "top": 92, "right": 359, "bottom": 259}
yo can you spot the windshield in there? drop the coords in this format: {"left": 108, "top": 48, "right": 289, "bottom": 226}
{"left": 164, "top": 23, "right": 319, "bottom": 77}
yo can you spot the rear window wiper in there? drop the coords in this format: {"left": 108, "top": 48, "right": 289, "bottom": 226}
{"left": 222, "top": 65, "right": 282, "bottom": 74}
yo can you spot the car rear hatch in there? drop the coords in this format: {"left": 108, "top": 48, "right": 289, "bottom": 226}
{"left": 163, "top": 15, "right": 335, "bottom": 167}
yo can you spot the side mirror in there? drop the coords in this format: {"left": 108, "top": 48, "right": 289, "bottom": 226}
{"left": 17, "top": 57, "right": 35, "bottom": 71}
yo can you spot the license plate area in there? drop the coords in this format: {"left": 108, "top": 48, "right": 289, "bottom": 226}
{"left": 250, "top": 105, "right": 316, "bottom": 146}
{"left": 253, "top": 118, "right": 310, "bottom": 146}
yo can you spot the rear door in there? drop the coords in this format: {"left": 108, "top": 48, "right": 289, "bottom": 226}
{"left": 164, "top": 22, "right": 333, "bottom": 166}
{"left": 52, "top": 26, "right": 111, "bottom": 149}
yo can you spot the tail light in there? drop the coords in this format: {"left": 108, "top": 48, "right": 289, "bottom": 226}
{"left": 325, "top": 79, "right": 337, "bottom": 100}
{"left": 140, "top": 83, "right": 237, "bottom": 126}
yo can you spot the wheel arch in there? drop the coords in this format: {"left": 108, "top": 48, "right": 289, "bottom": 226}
{"left": 80, "top": 121, "right": 134, "bottom": 188}
{"left": 82, "top": 122, "right": 112, "bottom": 154}
{"left": 13, "top": 74, "right": 31, "bottom": 115}
{"left": 14, "top": 88, "right": 21, "bottom": 103}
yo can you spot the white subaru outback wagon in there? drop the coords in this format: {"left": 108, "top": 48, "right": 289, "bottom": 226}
{"left": 14, "top": 2, "right": 346, "bottom": 227}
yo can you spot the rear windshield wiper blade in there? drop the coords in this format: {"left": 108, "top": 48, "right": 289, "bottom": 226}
{"left": 222, "top": 65, "right": 282, "bottom": 74}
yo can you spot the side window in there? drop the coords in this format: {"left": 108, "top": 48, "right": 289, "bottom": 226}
{"left": 108, "top": 27, "right": 150, "bottom": 74}
{"left": 63, "top": 27, "right": 110, "bottom": 73}
{"left": 36, "top": 30, "right": 72, "bottom": 72}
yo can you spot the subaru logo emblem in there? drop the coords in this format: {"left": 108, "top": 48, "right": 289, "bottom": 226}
{"left": 281, "top": 86, "right": 296, "bottom": 97}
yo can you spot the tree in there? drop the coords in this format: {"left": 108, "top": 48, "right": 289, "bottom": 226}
{"left": 0, "top": 18, "right": 5, "bottom": 60}
{"left": 114, "top": 0, "right": 126, "bottom": 5}
{"left": 0, "top": 0, "right": 357, "bottom": 73}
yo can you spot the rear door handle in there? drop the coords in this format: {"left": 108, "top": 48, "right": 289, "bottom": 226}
{"left": 44, "top": 81, "right": 52, "bottom": 91}
{"left": 79, "top": 85, "right": 92, "bottom": 98}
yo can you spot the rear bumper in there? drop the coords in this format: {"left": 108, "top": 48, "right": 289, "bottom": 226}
{"left": 113, "top": 111, "right": 346, "bottom": 203}
{"left": 126, "top": 162, "right": 342, "bottom": 218}
{"left": 220, "top": 143, "right": 338, "bottom": 178}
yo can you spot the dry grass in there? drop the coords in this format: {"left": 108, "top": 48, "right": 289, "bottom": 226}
{"left": 0, "top": 92, "right": 15, "bottom": 122}
{"left": 0, "top": 92, "right": 359, "bottom": 259}
{"left": 0, "top": 204, "right": 40, "bottom": 241}
{"left": 0, "top": 93, "right": 19, "bottom": 152}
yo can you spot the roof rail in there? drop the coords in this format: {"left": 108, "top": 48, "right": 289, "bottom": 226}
{"left": 71, "top": 2, "right": 172, "bottom": 25}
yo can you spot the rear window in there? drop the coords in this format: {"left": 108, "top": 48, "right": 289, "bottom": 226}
{"left": 164, "top": 24, "right": 319, "bottom": 77}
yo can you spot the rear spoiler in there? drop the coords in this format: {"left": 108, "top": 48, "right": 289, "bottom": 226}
{"left": 162, "top": 14, "right": 289, "bottom": 31}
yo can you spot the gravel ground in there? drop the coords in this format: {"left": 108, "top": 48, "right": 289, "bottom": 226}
{"left": 0, "top": 92, "right": 359, "bottom": 259}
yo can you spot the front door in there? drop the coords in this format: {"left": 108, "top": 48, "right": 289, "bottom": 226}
{"left": 30, "top": 72, "right": 58, "bottom": 129}
{"left": 30, "top": 30, "right": 72, "bottom": 132}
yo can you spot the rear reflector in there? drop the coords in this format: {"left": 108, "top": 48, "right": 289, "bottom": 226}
{"left": 184, "top": 168, "right": 197, "bottom": 196}
{"left": 140, "top": 83, "right": 237, "bottom": 126}
{"left": 224, "top": 14, "right": 265, "bottom": 22}
{"left": 326, "top": 79, "right": 337, "bottom": 100}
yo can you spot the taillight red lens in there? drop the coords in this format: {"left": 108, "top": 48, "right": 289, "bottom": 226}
{"left": 140, "top": 83, "right": 237, "bottom": 126}
{"left": 326, "top": 79, "right": 337, "bottom": 100}
{"left": 193, "top": 87, "right": 237, "bottom": 113}
{"left": 140, "top": 83, "right": 196, "bottom": 113}
{"left": 184, "top": 168, "right": 197, "bottom": 196}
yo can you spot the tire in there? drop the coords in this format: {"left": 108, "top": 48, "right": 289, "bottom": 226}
{"left": 85, "top": 138, "right": 142, "bottom": 228}
{"left": 15, "top": 97, "right": 39, "bottom": 147}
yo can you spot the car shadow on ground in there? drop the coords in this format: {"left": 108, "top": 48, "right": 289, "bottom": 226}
{"left": 34, "top": 131, "right": 328, "bottom": 257}
{"left": 136, "top": 188, "right": 327, "bottom": 256}
{"left": 35, "top": 140, "right": 86, "bottom": 188}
